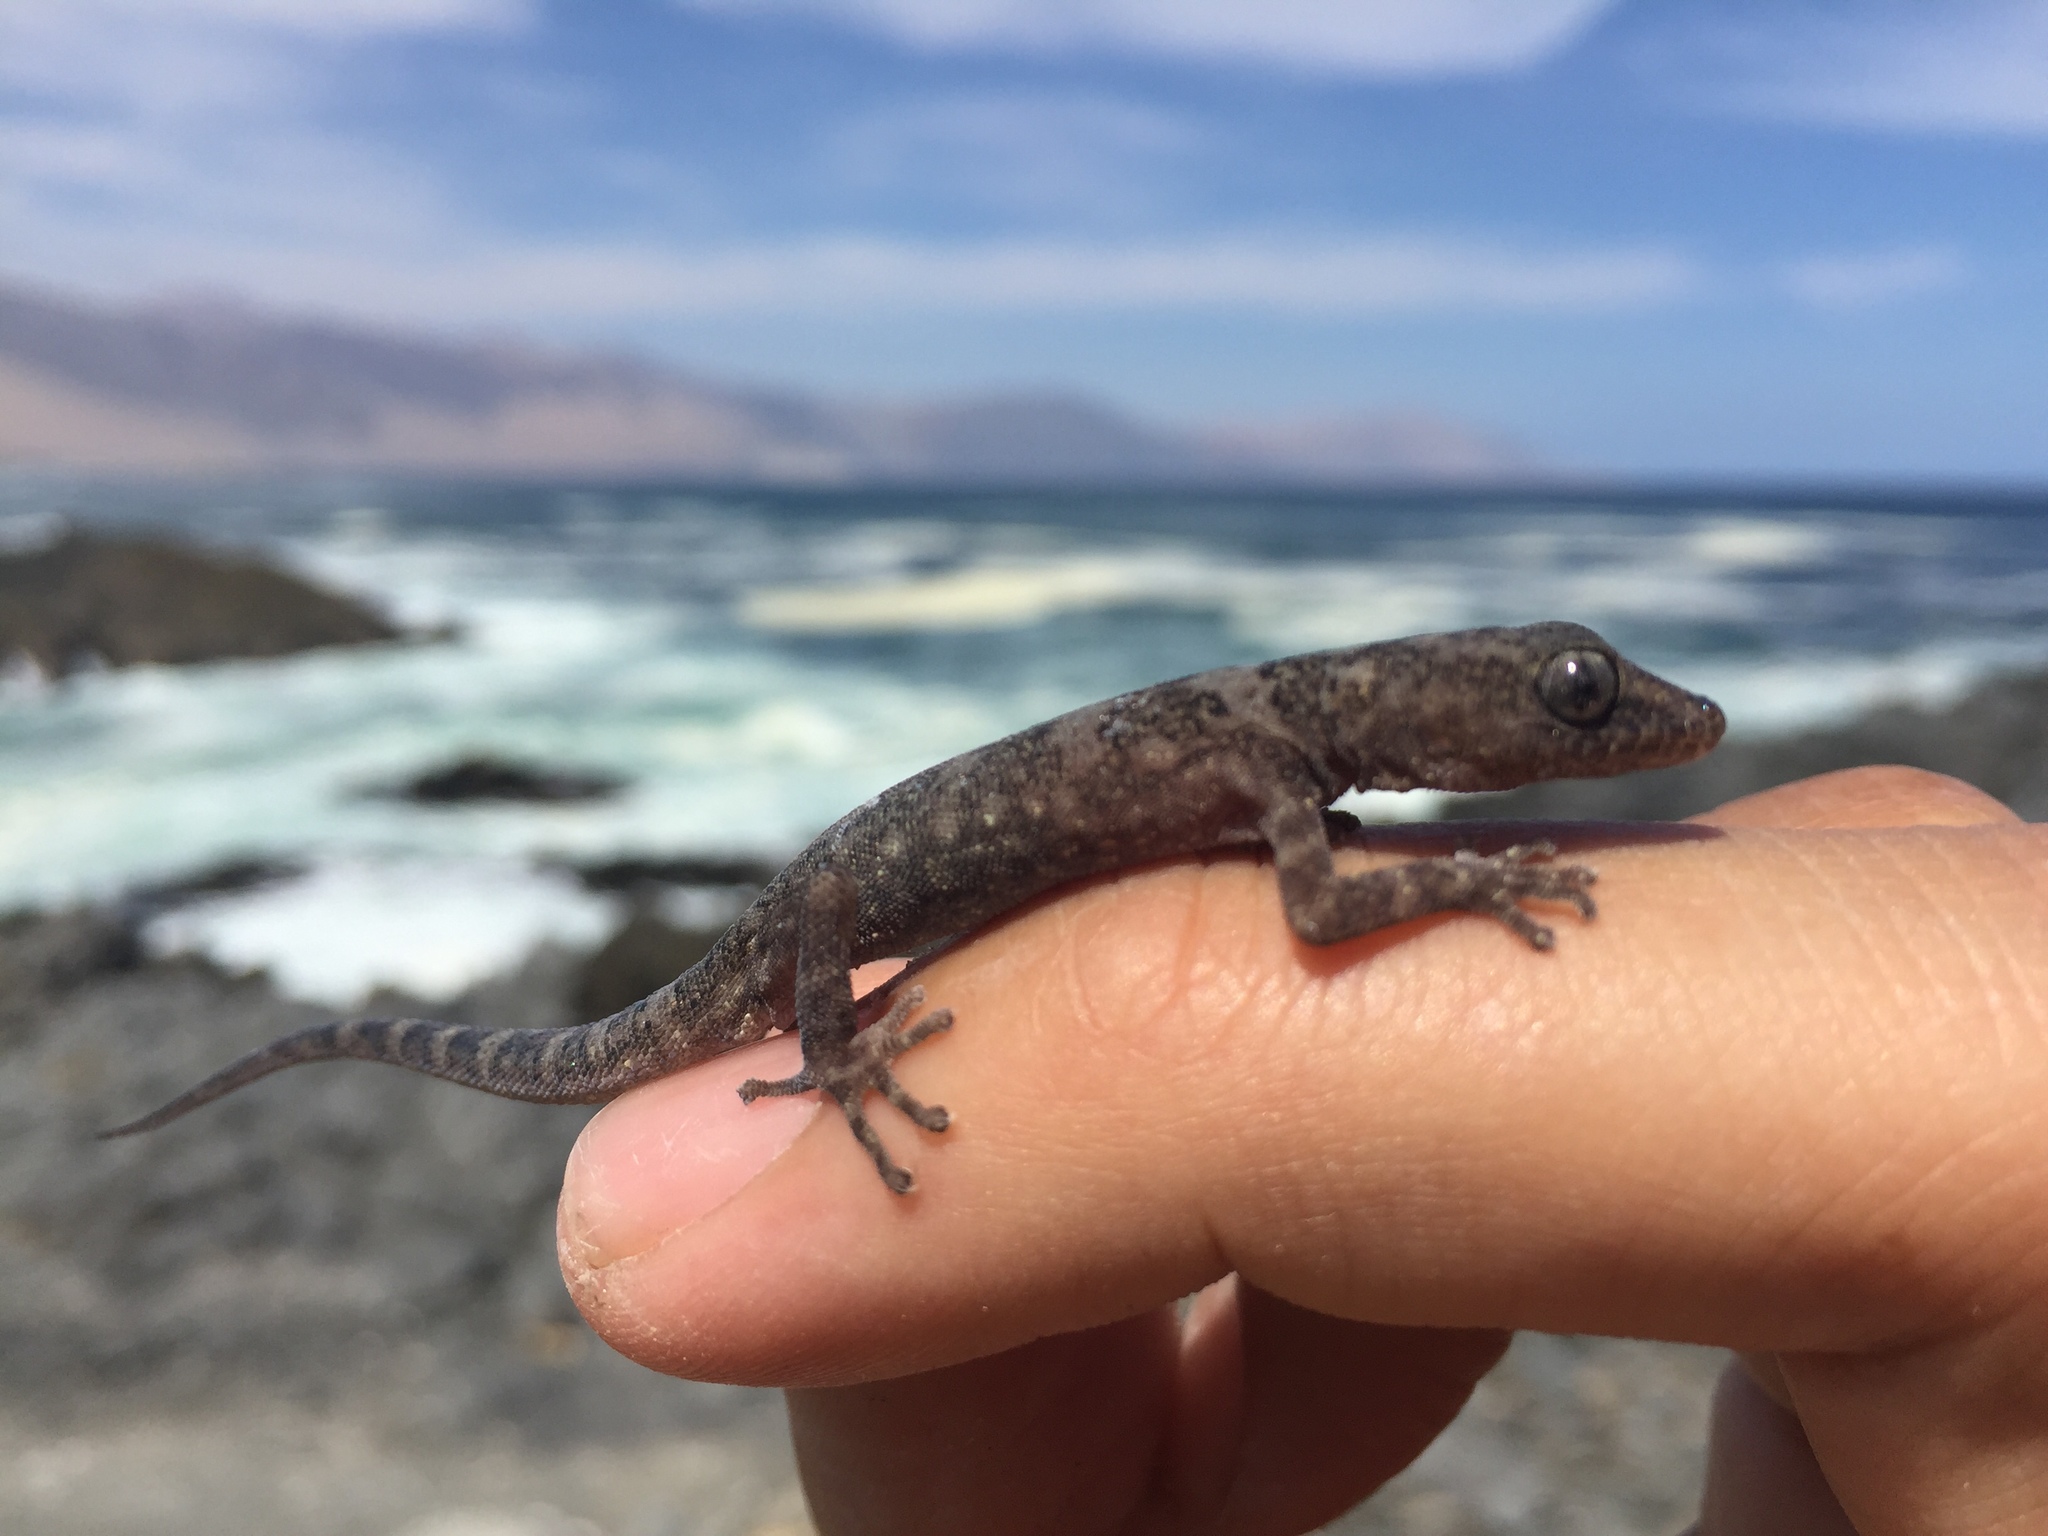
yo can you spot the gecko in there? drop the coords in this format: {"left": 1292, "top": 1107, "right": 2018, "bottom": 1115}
{"left": 106, "top": 621, "right": 1725, "bottom": 1193}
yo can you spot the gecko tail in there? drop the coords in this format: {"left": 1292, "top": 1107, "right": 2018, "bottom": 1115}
{"left": 99, "top": 1015, "right": 619, "bottom": 1137}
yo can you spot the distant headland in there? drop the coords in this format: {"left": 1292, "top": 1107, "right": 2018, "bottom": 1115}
{"left": 0, "top": 275, "right": 1537, "bottom": 485}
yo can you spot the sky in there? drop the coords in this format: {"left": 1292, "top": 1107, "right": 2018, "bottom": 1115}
{"left": 2, "top": 0, "right": 2046, "bottom": 479}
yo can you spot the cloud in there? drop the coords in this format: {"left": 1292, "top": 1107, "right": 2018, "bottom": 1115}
{"left": 0, "top": 0, "right": 531, "bottom": 274}
{"left": 1683, "top": 0, "right": 2048, "bottom": 136}
{"left": 0, "top": 0, "right": 527, "bottom": 114}
{"left": 0, "top": 0, "right": 1694, "bottom": 335}
{"left": 617, "top": 233, "right": 1697, "bottom": 317}
{"left": 676, "top": 0, "right": 1620, "bottom": 76}
{"left": 825, "top": 92, "right": 1200, "bottom": 220}
{"left": 1781, "top": 247, "right": 1967, "bottom": 310}
{"left": 5, "top": 0, "right": 527, "bottom": 39}
{"left": 0, "top": 0, "right": 1681, "bottom": 345}
{"left": 23, "top": 229, "right": 1695, "bottom": 327}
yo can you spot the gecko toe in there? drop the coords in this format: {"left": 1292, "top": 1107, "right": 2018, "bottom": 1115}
{"left": 738, "top": 1067, "right": 817, "bottom": 1103}
{"left": 879, "top": 1072, "right": 950, "bottom": 1132}
{"left": 1493, "top": 902, "right": 1556, "bottom": 949}
{"left": 891, "top": 1006, "right": 954, "bottom": 1053}
{"left": 750, "top": 991, "right": 954, "bottom": 1194}
{"left": 836, "top": 1095, "right": 916, "bottom": 1193}
{"left": 1454, "top": 849, "right": 1601, "bottom": 950}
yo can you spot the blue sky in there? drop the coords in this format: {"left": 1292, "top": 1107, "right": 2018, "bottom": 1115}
{"left": 3, "top": 0, "right": 2046, "bottom": 478}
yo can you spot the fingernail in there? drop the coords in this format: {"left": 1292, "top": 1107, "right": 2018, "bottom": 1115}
{"left": 559, "top": 1034, "right": 813, "bottom": 1270}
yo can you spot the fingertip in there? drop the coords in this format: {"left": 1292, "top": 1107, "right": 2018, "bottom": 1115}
{"left": 557, "top": 1032, "right": 815, "bottom": 1273}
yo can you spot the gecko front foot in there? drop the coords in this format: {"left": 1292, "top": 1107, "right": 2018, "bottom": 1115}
{"left": 1452, "top": 843, "right": 1597, "bottom": 950}
{"left": 739, "top": 986, "right": 954, "bottom": 1194}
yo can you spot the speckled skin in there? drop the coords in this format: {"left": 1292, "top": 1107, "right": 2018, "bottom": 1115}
{"left": 108, "top": 621, "right": 1724, "bottom": 1191}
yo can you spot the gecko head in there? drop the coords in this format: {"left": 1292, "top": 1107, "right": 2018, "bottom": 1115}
{"left": 1343, "top": 621, "right": 1726, "bottom": 793}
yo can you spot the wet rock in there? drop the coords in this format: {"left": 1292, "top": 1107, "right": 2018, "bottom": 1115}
{"left": 377, "top": 756, "right": 627, "bottom": 806}
{"left": 570, "top": 854, "right": 781, "bottom": 893}
{"left": 120, "top": 857, "right": 305, "bottom": 920}
{"left": 0, "top": 907, "right": 140, "bottom": 1048}
{"left": 0, "top": 528, "right": 402, "bottom": 678}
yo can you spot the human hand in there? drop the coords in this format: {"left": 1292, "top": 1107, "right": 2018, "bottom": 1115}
{"left": 558, "top": 766, "right": 2047, "bottom": 1535}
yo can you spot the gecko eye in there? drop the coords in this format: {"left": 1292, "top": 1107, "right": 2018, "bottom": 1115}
{"left": 1537, "top": 649, "right": 1619, "bottom": 727}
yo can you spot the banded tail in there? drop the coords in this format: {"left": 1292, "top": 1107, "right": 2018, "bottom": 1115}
{"left": 100, "top": 1012, "right": 653, "bottom": 1138}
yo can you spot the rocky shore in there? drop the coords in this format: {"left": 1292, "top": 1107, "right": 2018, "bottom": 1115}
{"left": 0, "top": 908, "right": 808, "bottom": 1536}
{"left": 7, "top": 657, "right": 2044, "bottom": 1534}
{"left": 0, "top": 526, "right": 411, "bottom": 680}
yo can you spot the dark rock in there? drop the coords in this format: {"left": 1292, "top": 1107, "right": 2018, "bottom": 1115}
{"left": 0, "top": 907, "right": 141, "bottom": 1048}
{"left": 570, "top": 853, "right": 782, "bottom": 892}
{"left": 1328, "top": 1333, "right": 1721, "bottom": 1534}
{"left": 377, "top": 755, "right": 628, "bottom": 806}
{"left": 1444, "top": 664, "right": 2048, "bottom": 824}
{"left": 121, "top": 857, "right": 305, "bottom": 918}
{"left": 573, "top": 908, "right": 720, "bottom": 1021}
{"left": 0, "top": 919, "right": 734, "bottom": 1437}
{"left": 0, "top": 528, "right": 403, "bottom": 678}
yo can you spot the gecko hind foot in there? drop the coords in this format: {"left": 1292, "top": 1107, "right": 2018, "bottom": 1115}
{"left": 738, "top": 986, "right": 954, "bottom": 1194}
{"left": 1453, "top": 843, "right": 1597, "bottom": 950}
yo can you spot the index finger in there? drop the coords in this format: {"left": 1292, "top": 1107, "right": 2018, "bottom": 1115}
{"left": 559, "top": 777, "right": 2048, "bottom": 1388}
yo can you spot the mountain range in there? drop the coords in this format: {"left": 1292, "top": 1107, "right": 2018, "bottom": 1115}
{"left": 0, "top": 277, "right": 1537, "bottom": 484}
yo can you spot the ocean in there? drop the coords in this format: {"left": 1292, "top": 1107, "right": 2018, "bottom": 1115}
{"left": 4, "top": 476, "right": 2046, "bottom": 1006}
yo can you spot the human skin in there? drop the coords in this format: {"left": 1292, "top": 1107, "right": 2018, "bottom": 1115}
{"left": 558, "top": 766, "right": 2048, "bottom": 1535}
